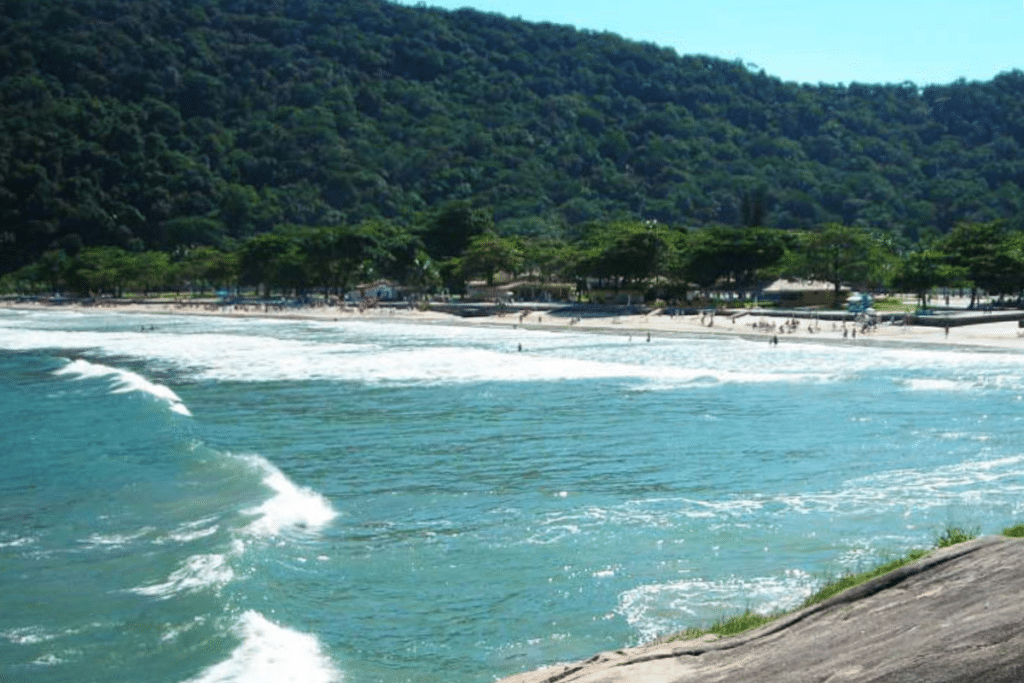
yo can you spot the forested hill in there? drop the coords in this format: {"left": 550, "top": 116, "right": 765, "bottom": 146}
{"left": 2, "top": 0, "right": 1024, "bottom": 273}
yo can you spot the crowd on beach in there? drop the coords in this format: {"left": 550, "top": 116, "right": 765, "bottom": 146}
{"left": 747, "top": 316, "right": 880, "bottom": 339}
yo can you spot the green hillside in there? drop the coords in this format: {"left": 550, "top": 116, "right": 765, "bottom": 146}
{"left": 1, "top": 0, "right": 1023, "bottom": 275}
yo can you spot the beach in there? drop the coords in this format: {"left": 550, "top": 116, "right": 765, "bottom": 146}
{"left": 5, "top": 297, "right": 1024, "bottom": 351}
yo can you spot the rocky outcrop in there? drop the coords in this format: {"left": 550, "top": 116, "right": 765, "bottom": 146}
{"left": 497, "top": 536, "right": 1024, "bottom": 683}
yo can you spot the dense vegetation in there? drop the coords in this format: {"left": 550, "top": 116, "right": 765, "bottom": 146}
{"left": 1, "top": 0, "right": 1023, "bottom": 300}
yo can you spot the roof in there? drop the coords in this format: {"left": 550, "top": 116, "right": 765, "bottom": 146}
{"left": 763, "top": 279, "right": 848, "bottom": 293}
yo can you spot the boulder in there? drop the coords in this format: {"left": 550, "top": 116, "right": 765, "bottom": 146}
{"left": 497, "top": 536, "right": 1024, "bottom": 683}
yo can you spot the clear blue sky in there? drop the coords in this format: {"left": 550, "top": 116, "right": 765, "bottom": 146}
{"left": 393, "top": 0, "right": 1023, "bottom": 86}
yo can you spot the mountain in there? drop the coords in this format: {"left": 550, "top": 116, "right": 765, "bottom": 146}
{"left": 2, "top": 0, "right": 1023, "bottom": 273}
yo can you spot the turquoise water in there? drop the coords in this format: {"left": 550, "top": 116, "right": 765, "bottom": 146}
{"left": 2, "top": 307, "right": 1024, "bottom": 682}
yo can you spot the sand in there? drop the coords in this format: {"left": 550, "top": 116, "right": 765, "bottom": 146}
{"left": 4, "top": 298, "right": 1024, "bottom": 352}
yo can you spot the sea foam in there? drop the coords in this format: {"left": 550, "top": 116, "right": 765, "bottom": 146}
{"left": 617, "top": 568, "right": 816, "bottom": 643}
{"left": 238, "top": 455, "right": 338, "bottom": 538}
{"left": 54, "top": 358, "right": 192, "bottom": 416}
{"left": 185, "top": 611, "right": 342, "bottom": 683}
{"left": 131, "top": 553, "right": 235, "bottom": 599}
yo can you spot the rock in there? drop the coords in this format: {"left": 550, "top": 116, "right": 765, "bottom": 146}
{"left": 496, "top": 536, "right": 1024, "bottom": 683}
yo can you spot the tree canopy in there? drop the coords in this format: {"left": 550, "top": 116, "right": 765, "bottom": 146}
{"left": 2, "top": 0, "right": 1024, "bottom": 277}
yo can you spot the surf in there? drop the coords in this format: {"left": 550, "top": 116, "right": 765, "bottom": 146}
{"left": 54, "top": 358, "right": 193, "bottom": 416}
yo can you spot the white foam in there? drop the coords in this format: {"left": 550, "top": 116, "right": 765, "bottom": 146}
{"left": 131, "top": 553, "right": 235, "bottom": 599}
{"left": 904, "top": 378, "right": 972, "bottom": 392}
{"left": 185, "top": 611, "right": 342, "bottom": 683}
{"left": 11, "top": 311, "right": 1024, "bottom": 389}
{"left": 0, "top": 315, "right": 853, "bottom": 387}
{"left": 162, "top": 616, "right": 208, "bottom": 643}
{"left": 32, "top": 653, "right": 65, "bottom": 667}
{"left": 158, "top": 519, "right": 220, "bottom": 544}
{"left": 54, "top": 358, "right": 192, "bottom": 416}
{"left": 0, "top": 535, "right": 36, "bottom": 548}
{"left": 238, "top": 455, "right": 337, "bottom": 538}
{"left": 617, "top": 569, "right": 816, "bottom": 643}
{"left": 81, "top": 526, "right": 156, "bottom": 549}
{"left": 3, "top": 626, "right": 59, "bottom": 645}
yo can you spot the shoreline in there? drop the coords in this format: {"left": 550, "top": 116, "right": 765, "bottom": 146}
{"left": 4, "top": 298, "right": 1024, "bottom": 352}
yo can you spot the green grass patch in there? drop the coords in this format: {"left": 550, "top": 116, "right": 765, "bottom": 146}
{"left": 870, "top": 297, "right": 914, "bottom": 312}
{"left": 665, "top": 523, "right": 990, "bottom": 645}
{"left": 671, "top": 609, "right": 779, "bottom": 642}
{"left": 796, "top": 548, "right": 929, "bottom": 609}
{"left": 935, "top": 525, "right": 978, "bottom": 547}
{"left": 1002, "top": 523, "right": 1024, "bottom": 538}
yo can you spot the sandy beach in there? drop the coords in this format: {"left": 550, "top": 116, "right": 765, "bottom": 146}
{"left": 5, "top": 297, "right": 1024, "bottom": 352}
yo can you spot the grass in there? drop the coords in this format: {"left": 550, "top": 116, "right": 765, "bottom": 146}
{"left": 935, "top": 525, "right": 979, "bottom": 547}
{"left": 870, "top": 297, "right": 915, "bottom": 312}
{"left": 670, "top": 610, "right": 779, "bottom": 642}
{"left": 665, "top": 523, "right": 1018, "bottom": 644}
{"left": 795, "top": 548, "right": 931, "bottom": 610}
{"left": 1002, "top": 523, "right": 1024, "bottom": 538}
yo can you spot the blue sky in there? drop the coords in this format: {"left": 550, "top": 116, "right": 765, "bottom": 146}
{"left": 394, "top": 0, "right": 1023, "bottom": 86}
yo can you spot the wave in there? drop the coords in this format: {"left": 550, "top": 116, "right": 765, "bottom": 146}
{"left": 237, "top": 455, "right": 338, "bottom": 538}
{"left": 53, "top": 358, "right": 192, "bottom": 416}
{"left": 1, "top": 626, "right": 62, "bottom": 646}
{"left": 157, "top": 519, "right": 221, "bottom": 544}
{"left": 184, "top": 610, "right": 342, "bottom": 683}
{"left": 515, "top": 452, "right": 1024, "bottom": 541}
{"left": 902, "top": 373, "right": 1024, "bottom": 393}
{"left": 131, "top": 551, "right": 237, "bottom": 599}
{"left": 81, "top": 526, "right": 156, "bottom": 550}
{"left": 11, "top": 311, "right": 1024, "bottom": 390}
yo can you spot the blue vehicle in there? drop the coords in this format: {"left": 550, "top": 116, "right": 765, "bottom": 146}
{"left": 847, "top": 292, "right": 873, "bottom": 313}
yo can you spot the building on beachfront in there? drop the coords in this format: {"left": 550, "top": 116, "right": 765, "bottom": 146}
{"left": 760, "top": 279, "right": 850, "bottom": 308}
{"left": 347, "top": 279, "right": 404, "bottom": 302}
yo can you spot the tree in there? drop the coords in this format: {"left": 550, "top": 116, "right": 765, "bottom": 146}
{"left": 67, "top": 246, "right": 132, "bottom": 296}
{"left": 791, "top": 224, "right": 884, "bottom": 304}
{"left": 892, "top": 248, "right": 967, "bottom": 309}
{"left": 420, "top": 201, "right": 493, "bottom": 261}
{"left": 127, "top": 251, "right": 171, "bottom": 295}
{"left": 682, "top": 226, "right": 786, "bottom": 295}
{"left": 239, "top": 233, "right": 303, "bottom": 297}
{"left": 459, "top": 233, "right": 523, "bottom": 286}
{"left": 940, "top": 221, "right": 1013, "bottom": 307}
{"left": 579, "top": 220, "right": 669, "bottom": 292}
{"left": 175, "top": 246, "right": 238, "bottom": 294}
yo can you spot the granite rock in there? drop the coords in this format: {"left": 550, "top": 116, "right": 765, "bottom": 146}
{"left": 496, "top": 536, "right": 1024, "bottom": 683}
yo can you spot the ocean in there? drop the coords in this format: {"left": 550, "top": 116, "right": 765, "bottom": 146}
{"left": 2, "top": 307, "right": 1023, "bottom": 683}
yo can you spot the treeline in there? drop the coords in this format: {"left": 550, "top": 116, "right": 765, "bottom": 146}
{"left": 6, "top": 210, "right": 1021, "bottom": 311}
{"left": 2, "top": 0, "right": 1024, "bottom": 276}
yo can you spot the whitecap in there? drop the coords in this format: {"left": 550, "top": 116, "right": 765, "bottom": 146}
{"left": 903, "top": 378, "right": 973, "bottom": 392}
{"left": 185, "top": 611, "right": 343, "bottom": 683}
{"left": 237, "top": 455, "right": 337, "bottom": 538}
{"left": 0, "top": 535, "right": 36, "bottom": 549}
{"left": 153, "top": 517, "right": 222, "bottom": 545}
{"left": 3, "top": 626, "right": 59, "bottom": 645}
{"left": 161, "top": 616, "right": 208, "bottom": 643}
{"left": 131, "top": 553, "right": 235, "bottom": 599}
{"left": 32, "top": 653, "right": 65, "bottom": 667}
{"left": 54, "top": 358, "right": 192, "bottom": 416}
{"left": 81, "top": 526, "right": 156, "bottom": 549}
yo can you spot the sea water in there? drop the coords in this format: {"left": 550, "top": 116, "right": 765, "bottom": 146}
{"left": 2, "top": 307, "right": 1024, "bottom": 683}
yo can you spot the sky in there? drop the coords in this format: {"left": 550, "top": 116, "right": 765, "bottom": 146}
{"left": 393, "top": 0, "right": 1023, "bottom": 86}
